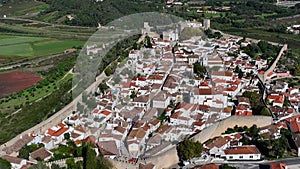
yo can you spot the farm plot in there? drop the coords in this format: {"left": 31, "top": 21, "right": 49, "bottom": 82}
{"left": 0, "top": 71, "right": 42, "bottom": 98}
{"left": 0, "top": 35, "right": 84, "bottom": 58}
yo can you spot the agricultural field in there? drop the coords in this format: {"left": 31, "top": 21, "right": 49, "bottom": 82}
{"left": 0, "top": 35, "right": 84, "bottom": 64}
{"left": 0, "top": 70, "right": 42, "bottom": 98}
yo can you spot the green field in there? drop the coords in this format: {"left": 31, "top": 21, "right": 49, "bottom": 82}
{"left": 0, "top": 36, "right": 49, "bottom": 46}
{"left": 0, "top": 35, "right": 84, "bottom": 58}
{"left": 0, "top": 43, "right": 33, "bottom": 57}
{"left": 33, "top": 40, "right": 84, "bottom": 56}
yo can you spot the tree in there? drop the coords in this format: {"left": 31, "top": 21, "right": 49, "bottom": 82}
{"left": 98, "top": 82, "right": 109, "bottom": 94}
{"left": 28, "top": 162, "right": 50, "bottom": 169}
{"left": 104, "top": 66, "right": 113, "bottom": 76}
{"left": 294, "top": 65, "right": 300, "bottom": 76}
{"left": 130, "top": 91, "right": 137, "bottom": 99}
{"left": 177, "top": 139, "right": 203, "bottom": 161}
{"left": 234, "top": 65, "right": 240, "bottom": 73}
{"left": 18, "top": 144, "right": 44, "bottom": 160}
{"left": 260, "top": 107, "right": 271, "bottom": 116}
{"left": 249, "top": 125, "right": 260, "bottom": 139}
{"left": 64, "top": 133, "right": 70, "bottom": 140}
{"left": 193, "top": 62, "right": 206, "bottom": 77}
{"left": 51, "top": 164, "right": 61, "bottom": 169}
{"left": 82, "top": 144, "right": 97, "bottom": 169}
{"left": 144, "top": 36, "right": 152, "bottom": 48}
{"left": 0, "top": 158, "right": 11, "bottom": 169}
{"left": 18, "top": 145, "right": 31, "bottom": 159}
{"left": 66, "top": 158, "right": 76, "bottom": 169}
{"left": 238, "top": 69, "right": 243, "bottom": 79}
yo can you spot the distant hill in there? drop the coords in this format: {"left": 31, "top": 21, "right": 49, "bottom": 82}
{"left": 37, "top": 0, "right": 164, "bottom": 26}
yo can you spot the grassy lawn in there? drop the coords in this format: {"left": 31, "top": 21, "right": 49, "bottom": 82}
{"left": 0, "top": 36, "right": 49, "bottom": 46}
{"left": 32, "top": 40, "right": 84, "bottom": 56}
{"left": 234, "top": 19, "right": 246, "bottom": 23}
{"left": 0, "top": 35, "right": 84, "bottom": 58}
{"left": 258, "top": 13, "right": 277, "bottom": 19}
{"left": 204, "top": 12, "right": 225, "bottom": 18}
{"left": 0, "top": 43, "right": 33, "bottom": 57}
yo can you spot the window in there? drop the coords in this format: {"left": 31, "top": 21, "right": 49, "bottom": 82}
{"left": 250, "top": 156, "right": 253, "bottom": 158}
{"left": 229, "top": 156, "right": 233, "bottom": 159}
{"left": 239, "top": 156, "right": 243, "bottom": 159}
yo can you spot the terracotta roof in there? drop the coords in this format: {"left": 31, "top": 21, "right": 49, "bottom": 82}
{"left": 268, "top": 95, "right": 284, "bottom": 103}
{"left": 133, "top": 76, "right": 147, "bottom": 81}
{"left": 148, "top": 74, "right": 164, "bottom": 80}
{"left": 30, "top": 147, "right": 52, "bottom": 160}
{"left": 199, "top": 164, "right": 219, "bottom": 169}
{"left": 71, "top": 132, "right": 81, "bottom": 139}
{"left": 193, "top": 121, "right": 205, "bottom": 127}
{"left": 139, "top": 163, "right": 155, "bottom": 169}
{"left": 150, "top": 119, "right": 160, "bottom": 126}
{"left": 290, "top": 120, "right": 300, "bottom": 133}
{"left": 270, "top": 162, "right": 287, "bottom": 169}
{"left": 134, "top": 95, "right": 150, "bottom": 103}
{"left": 128, "top": 128, "right": 146, "bottom": 140}
{"left": 47, "top": 126, "right": 68, "bottom": 137}
{"left": 1, "top": 155, "right": 24, "bottom": 164}
{"left": 207, "top": 137, "right": 230, "bottom": 149}
{"left": 235, "top": 110, "right": 252, "bottom": 116}
{"left": 114, "top": 126, "right": 126, "bottom": 134}
{"left": 155, "top": 125, "right": 172, "bottom": 134}
{"left": 234, "top": 133, "right": 242, "bottom": 140}
{"left": 170, "top": 111, "right": 183, "bottom": 119}
{"left": 74, "top": 126, "right": 87, "bottom": 133}
{"left": 195, "top": 88, "right": 213, "bottom": 95}
{"left": 199, "top": 104, "right": 210, "bottom": 110}
{"left": 100, "top": 110, "right": 111, "bottom": 116}
{"left": 98, "top": 141, "right": 120, "bottom": 156}
{"left": 223, "top": 107, "right": 232, "bottom": 113}
{"left": 211, "top": 71, "right": 233, "bottom": 77}
{"left": 42, "top": 136, "right": 52, "bottom": 143}
{"left": 238, "top": 97, "right": 250, "bottom": 104}
{"left": 3, "top": 134, "right": 33, "bottom": 154}
{"left": 224, "top": 146, "right": 260, "bottom": 155}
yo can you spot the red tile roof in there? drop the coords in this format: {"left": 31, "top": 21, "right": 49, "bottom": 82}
{"left": 270, "top": 162, "right": 287, "bottom": 169}
{"left": 290, "top": 120, "right": 300, "bottom": 133}
{"left": 47, "top": 125, "right": 68, "bottom": 137}
{"left": 199, "top": 164, "right": 219, "bottom": 169}
{"left": 100, "top": 110, "right": 111, "bottom": 116}
{"left": 224, "top": 146, "right": 260, "bottom": 155}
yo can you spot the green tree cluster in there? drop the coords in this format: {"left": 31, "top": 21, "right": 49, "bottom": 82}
{"left": 0, "top": 158, "right": 11, "bottom": 169}
{"left": 18, "top": 144, "right": 44, "bottom": 159}
{"left": 193, "top": 62, "right": 206, "bottom": 78}
{"left": 82, "top": 144, "right": 112, "bottom": 169}
{"left": 240, "top": 125, "right": 291, "bottom": 159}
{"left": 242, "top": 91, "right": 270, "bottom": 116}
{"left": 144, "top": 36, "right": 152, "bottom": 48}
{"left": 177, "top": 139, "right": 203, "bottom": 161}
{"left": 39, "top": 0, "right": 162, "bottom": 26}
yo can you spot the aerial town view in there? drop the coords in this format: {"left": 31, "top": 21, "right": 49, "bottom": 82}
{"left": 0, "top": 0, "right": 300, "bottom": 169}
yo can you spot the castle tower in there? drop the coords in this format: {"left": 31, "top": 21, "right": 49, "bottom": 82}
{"left": 203, "top": 19, "right": 210, "bottom": 30}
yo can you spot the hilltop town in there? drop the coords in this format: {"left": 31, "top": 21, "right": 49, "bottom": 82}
{"left": 1, "top": 19, "right": 300, "bottom": 169}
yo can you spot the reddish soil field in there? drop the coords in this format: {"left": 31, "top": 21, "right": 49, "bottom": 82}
{"left": 0, "top": 71, "right": 42, "bottom": 98}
